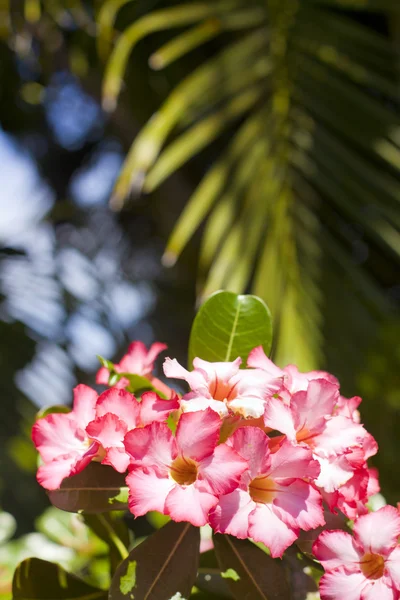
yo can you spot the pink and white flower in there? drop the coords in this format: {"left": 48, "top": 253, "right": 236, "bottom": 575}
{"left": 33, "top": 386, "right": 179, "bottom": 488}
{"left": 32, "top": 384, "right": 100, "bottom": 490}
{"left": 163, "top": 356, "right": 282, "bottom": 419}
{"left": 247, "top": 346, "right": 338, "bottom": 398}
{"left": 87, "top": 389, "right": 179, "bottom": 473}
{"left": 209, "top": 427, "right": 324, "bottom": 557}
{"left": 313, "top": 505, "right": 400, "bottom": 600}
{"left": 263, "top": 379, "right": 375, "bottom": 498}
{"left": 96, "top": 341, "right": 171, "bottom": 396}
{"left": 124, "top": 409, "right": 248, "bottom": 527}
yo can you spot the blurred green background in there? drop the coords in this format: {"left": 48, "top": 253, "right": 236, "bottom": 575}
{"left": 0, "top": 0, "right": 399, "bottom": 595}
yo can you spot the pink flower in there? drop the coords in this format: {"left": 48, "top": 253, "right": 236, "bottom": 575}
{"left": 313, "top": 505, "right": 400, "bottom": 600}
{"left": 96, "top": 341, "right": 171, "bottom": 396}
{"left": 124, "top": 409, "right": 248, "bottom": 527}
{"left": 263, "top": 379, "right": 374, "bottom": 497}
{"left": 32, "top": 386, "right": 179, "bottom": 488}
{"left": 86, "top": 389, "right": 179, "bottom": 473}
{"left": 334, "top": 395, "right": 362, "bottom": 422}
{"left": 247, "top": 346, "right": 338, "bottom": 397}
{"left": 32, "top": 384, "right": 100, "bottom": 490}
{"left": 163, "top": 356, "right": 282, "bottom": 419}
{"left": 209, "top": 427, "right": 324, "bottom": 558}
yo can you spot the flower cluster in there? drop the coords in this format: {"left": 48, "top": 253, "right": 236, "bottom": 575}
{"left": 314, "top": 506, "right": 400, "bottom": 599}
{"left": 32, "top": 341, "right": 384, "bottom": 568}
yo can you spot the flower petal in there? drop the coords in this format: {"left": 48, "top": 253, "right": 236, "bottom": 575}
{"left": 361, "top": 579, "right": 397, "bottom": 600}
{"left": 72, "top": 384, "right": 98, "bottom": 430}
{"left": 247, "top": 346, "right": 284, "bottom": 378}
{"left": 386, "top": 545, "right": 400, "bottom": 591}
{"left": 192, "top": 357, "right": 242, "bottom": 385}
{"left": 200, "top": 443, "right": 248, "bottom": 496}
{"left": 95, "top": 388, "right": 140, "bottom": 430}
{"left": 163, "top": 358, "right": 208, "bottom": 392}
{"left": 209, "top": 489, "right": 254, "bottom": 539}
{"left": 272, "top": 480, "right": 324, "bottom": 531}
{"left": 353, "top": 506, "right": 400, "bottom": 556}
{"left": 228, "top": 395, "right": 267, "bottom": 419}
{"left": 312, "top": 530, "right": 361, "bottom": 571}
{"left": 32, "top": 413, "right": 86, "bottom": 462}
{"left": 118, "top": 340, "right": 166, "bottom": 375}
{"left": 284, "top": 365, "right": 339, "bottom": 394}
{"left": 316, "top": 416, "right": 366, "bottom": 457}
{"left": 227, "top": 427, "right": 271, "bottom": 478}
{"left": 264, "top": 398, "right": 297, "bottom": 441}
{"left": 180, "top": 396, "right": 229, "bottom": 417}
{"left": 86, "top": 413, "right": 127, "bottom": 449}
{"left": 36, "top": 444, "right": 98, "bottom": 490}
{"left": 124, "top": 422, "right": 174, "bottom": 474}
{"left": 249, "top": 504, "right": 298, "bottom": 558}
{"left": 269, "top": 439, "right": 320, "bottom": 481}
{"left": 165, "top": 483, "right": 218, "bottom": 527}
{"left": 139, "top": 391, "right": 179, "bottom": 426}
{"left": 102, "top": 446, "right": 130, "bottom": 473}
{"left": 126, "top": 468, "right": 174, "bottom": 516}
{"left": 37, "top": 454, "right": 81, "bottom": 490}
{"left": 315, "top": 455, "right": 354, "bottom": 494}
{"left": 293, "top": 379, "right": 339, "bottom": 434}
{"left": 144, "top": 342, "right": 168, "bottom": 369}
{"left": 318, "top": 568, "right": 367, "bottom": 600}
{"left": 175, "top": 409, "right": 220, "bottom": 461}
{"left": 96, "top": 366, "right": 110, "bottom": 385}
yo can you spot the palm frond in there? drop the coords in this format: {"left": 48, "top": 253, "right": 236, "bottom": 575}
{"left": 102, "top": 0, "right": 400, "bottom": 368}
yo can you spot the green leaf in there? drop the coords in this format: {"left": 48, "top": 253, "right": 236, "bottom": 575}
{"left": 213, "top": 534, "right": 292, "bottom": 600}
{"left": 119, "top": 373, "right": 156, "bottom": 394}
{"left": 36, "top": 405, "right": 71, "bottom": 419}
{"left": 12, "top": 558, "right": 107, "bottom": 599}
{"left": 97, "top": 355, "right": 115, "bottom": 371}
{"left": 48, "top": 463, "right": 128, "bottom": 514}
{"left": 188, "top": 291, "right": 273, "bottom": 366}
{"left": 109, "top": 521, "right": 200, "bottom": 600}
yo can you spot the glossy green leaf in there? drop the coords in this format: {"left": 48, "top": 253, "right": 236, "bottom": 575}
{"left": 48, "top": 463, "right": 128, "bottom": 514}
{"left": 213, "top": 534, "right": 292, "bottom": 600}
{"left": 109, "top": 520, "right": 200, "bottom": 600}
{"left": 12, "top": 558, "right": 107, "bottom": 600}
{"left": 188, "top": 291, "right": 273, "bottom": 366}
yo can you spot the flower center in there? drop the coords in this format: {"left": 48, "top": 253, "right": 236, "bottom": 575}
{"left": 249, "top": 476, "right": 276, "bottom": 504}
{"left": 360, "top": 553, "right": 385, "bottom": 580}
{"left": 169, "top": 456, "right": 198, "bottom": 486}
{"left": 296, "top": 427, "right": 316, "bottom": 447}
{"left": 211, "top": 377, "right": 238, "bottom": 402}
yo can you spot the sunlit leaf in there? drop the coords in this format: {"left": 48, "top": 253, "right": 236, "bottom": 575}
{"left": 188, "top": 290, "right": 273, "bottom": 365}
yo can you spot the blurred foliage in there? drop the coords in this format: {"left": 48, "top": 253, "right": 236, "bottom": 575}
{"left": 0, "top": 0, "right": 399, "bottom": 548}
{"left": 0, "top": 506, "right": 111, "bottom": 599}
